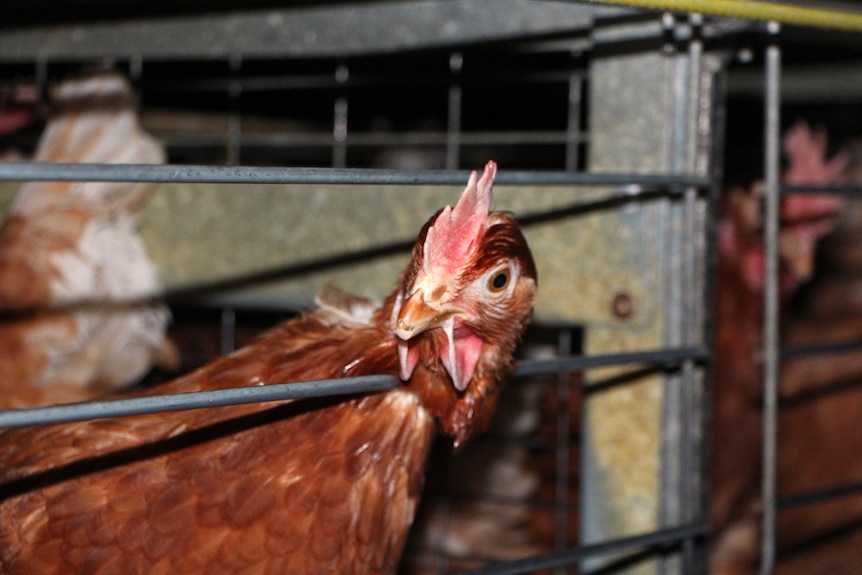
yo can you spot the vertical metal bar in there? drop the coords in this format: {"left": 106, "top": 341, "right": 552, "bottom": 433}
{"left": 333, "top": 63, "right": 349, "bottom": 168}
{"left": 760, "top": 27, "right": 782, "bottom": 575}
{"left": 660, "top": 13, "right": 708, "bottom": 574}
{"left": 660, "top": 13, "right": 693, "bottom": 575}
{"left": 220, "top": 307, "right": 236, "bottom": 355}
{"left": 680, "top": 203, "right": 698, "bottom": 575}
{"left": 681, "top": 15, "right": 704, "bottom": 574}
{"left": 565, "top": 71, "right": 582, "bottom": 172}
{"left": 227, "top": 54, "right": 242, "bottom": 166}
{"left": 658, "top": 18, "right": 685, "bottom": 573}
{"left": 446, "top": 52, "right": 463, "bottom": 170}
{"left": 129, "top": 54, "right": 143, "bottom": 82}
{"left": 554, "top": 329, "right": 573, "bottom": 575}
{"left": 35, "top": 57, "right": 47, "bottom": 104}
{"left": 691, "top": 46, "right": 725, "bottom": 575}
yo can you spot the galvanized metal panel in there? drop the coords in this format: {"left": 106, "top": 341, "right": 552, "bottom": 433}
{"left": 0, "top": 0, "right": 624, "bottom": 62}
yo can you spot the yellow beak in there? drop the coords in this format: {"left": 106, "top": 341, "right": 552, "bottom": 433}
{"left": 395, "top": 286, "right": 456, "bottom": 341}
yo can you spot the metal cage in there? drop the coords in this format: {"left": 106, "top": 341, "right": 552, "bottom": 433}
{"left": 1, "top": 2, "right": 862, "bottom": 574}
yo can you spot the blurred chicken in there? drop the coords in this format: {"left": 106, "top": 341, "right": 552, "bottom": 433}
{"left": 764, "top": 136, "right": 862, "bottom": 574}
{"left": 0, "top": 71, "right": 177, "bottom": 408}
{"left": 0, "top": 161, "right": 537, "bottom": 574}
{"left": 711, "top": 121, "right": 849, "bottom": 574}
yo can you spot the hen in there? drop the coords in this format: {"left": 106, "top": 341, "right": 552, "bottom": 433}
{"left": 761, "top": 137, "right": 862, "bottom": 574}
{"left": 0, "top": 70, "right": 177, "bottom": 408}
{"left": 0, "top": 161, "right": 537, "bottom": 574}
{"left": 711, "top": 121, "right": 848, "bottom": 574}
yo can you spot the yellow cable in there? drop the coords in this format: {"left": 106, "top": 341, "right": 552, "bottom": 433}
{"left": 587, "top": 0, "right": 862, "bottom": 31}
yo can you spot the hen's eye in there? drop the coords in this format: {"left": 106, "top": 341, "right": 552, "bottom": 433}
{"left": 488, "top": 270, "right": 510, "bottom": 293}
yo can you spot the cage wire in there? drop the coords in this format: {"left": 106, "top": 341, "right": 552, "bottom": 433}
{"left": 0, "top": 2, "right": 861, "bottom": 574}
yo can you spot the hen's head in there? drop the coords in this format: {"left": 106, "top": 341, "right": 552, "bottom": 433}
{"left": 392, "top": 161, "right": 537, "bottom": 447}
{"left": 719, "top": 121, "right": 847, "bottom": 296}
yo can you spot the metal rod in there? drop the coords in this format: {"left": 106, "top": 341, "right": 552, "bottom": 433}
{"left": 515, "top": 346, "right": 707, "bottom": 378}
{"left": 565, "top": 70, "right": 583, "bottom": 172}
{"left": 659, "top": 21, "right": 697, "bottom": 573}
{"left": 681, "top": 17, "right": 704, "bottom": 572}
{"left": 0, "top": 162, "right": 712, "bottom": 187}
{"left": 220, "top": 307, "right": 237, "bottom": 354}
{"left": 446, "top": 51, "right": 463, "bottom": 170}
{"left": 457, "top": 523, "right": 708, "bottom": 575}
{"left": 160, "top": 130, "right": 589, "bottom": 149}
{"left": 142, "top": 69, "right": 587, "bottom": 95}
{"left": 332, "top": 63, "right": 349, "bottom": 169}
{"left": 760, "top": 32, "right": 782, "bottom": 575}
{"left": 554, "top": 329, "right": 574, "bottom": 570}
{"left": 782, "top": 184, "right": 862, "bottom": 196}
{"left": 778, "top": 479, "right": 862, "bottom": 510}
{"left": 780, "top": 339, "right": 862, "bottom": 360}
{"left": 226, "top": 53, "right": 243, "bottom": 166}
{"left": 333, "top": 104, "right": 348, "bottom": 169}
{"left": 680, "top": 185, "right": 699, "bottom": 530}
{"left": 679, "top": 190, "right": 700, "bottom": 575}
{"left": 0, "top": 375, "right": 400, "bottom": 429}
{"left": 0, "top": 346, "right": 702, "bottom": 429}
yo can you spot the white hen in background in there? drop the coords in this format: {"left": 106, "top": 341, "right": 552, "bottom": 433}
{"left": 0, "top": 70, "right": 177, "bottom": 408}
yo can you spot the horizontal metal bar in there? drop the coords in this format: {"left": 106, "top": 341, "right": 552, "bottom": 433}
{"left": 351, "top": 130, "right": 588, "bottom": 147}
{"left": 456, "top": 523, "right": 708, "bottom": 575}
{"left": 779, "top": 479, "right": 862, "bottom": 510}
{"left": 0, "top": 162, "right": 712, "bottom": 188}
{"left": 0, "top": 346, "right": 705, "bottom": 429}
{"left": 782, "top": 184, "right": 862, "bottom": 196}
{"left": 781, "top": 339, "right": 862, "bottom": 360}
{"left": 515, "top": 346, "right": 708, "bottom": 378}
{"left": 148, "top": 70, "right": 589, "bottom": 94}
{"left": 0, "top": 375, "right": 399, "bottom": 429}
{"left": 162, "top": 130, "right": 588, "bottom": 149}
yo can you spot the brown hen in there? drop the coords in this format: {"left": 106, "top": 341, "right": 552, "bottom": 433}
{"left": 0, "top": 161, "right": 537, "bottom": 574}
{"left": 711, "top": 121, "right": 849, "bottom": 574}
{"left": 0, "top": 70, "right": 176, "bottom": 409}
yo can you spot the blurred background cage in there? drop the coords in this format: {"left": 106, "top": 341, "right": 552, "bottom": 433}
{"left": 1, "top": 1, "right": 862, "bottom": 574}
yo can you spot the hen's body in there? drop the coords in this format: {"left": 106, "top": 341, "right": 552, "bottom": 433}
{"left": 0, "top": 313, "right": 429, "bottom": 574}
{"left": 0, "top": 161, "right": 536, "bottom": 574}
{"left": 0, "top": 70, "right": 175, "bottom": 409}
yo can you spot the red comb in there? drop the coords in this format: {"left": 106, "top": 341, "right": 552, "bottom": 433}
{"left": 423, "top": 161, "right": 496, "bottom": 277}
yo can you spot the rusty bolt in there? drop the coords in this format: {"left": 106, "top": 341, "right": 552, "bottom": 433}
{"left": 612, "top": 292, "right": 634, "bottom": 319}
